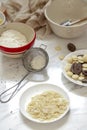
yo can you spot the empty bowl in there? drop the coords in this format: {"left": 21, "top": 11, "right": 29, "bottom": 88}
{"left": 45, "top": 0, "right": 87, "bottom": 38}
{"left": 0, "top": 22, "right": 36, "bottom": 58}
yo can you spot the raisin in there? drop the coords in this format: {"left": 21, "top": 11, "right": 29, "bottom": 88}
{"left": 67, "top": 43, "right": 76, "bottom": 52}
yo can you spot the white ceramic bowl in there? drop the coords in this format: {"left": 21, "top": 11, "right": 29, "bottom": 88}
{"left": 45, "top": 0, "right": 87, "bottom": 38}
{"left": 19, "top": 83, "right": 70, "bottom": 123}
{"left": 0, "top": 22, "right": 36, "bottom": 58}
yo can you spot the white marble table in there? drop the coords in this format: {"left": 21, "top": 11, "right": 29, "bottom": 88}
{"left": 0, "top": 32, "right": 87, "bottom": 130}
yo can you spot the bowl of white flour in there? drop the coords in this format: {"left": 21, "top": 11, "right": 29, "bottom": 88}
{"left": 0, "top": 22, "right": 36, "bottom": 58}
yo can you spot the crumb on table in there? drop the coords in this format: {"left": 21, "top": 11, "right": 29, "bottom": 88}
{"left": 55, "top": 46, "right": 61, "bottom": 51}
{"left": 59, "top": 55, "right": 65, "bottom": 60}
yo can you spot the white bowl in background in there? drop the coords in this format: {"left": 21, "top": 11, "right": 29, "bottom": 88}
{"left": 45, "top": 0, "right": 87, "bottom": 38}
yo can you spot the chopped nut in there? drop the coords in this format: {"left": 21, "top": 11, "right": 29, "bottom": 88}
{"left": 78, "top": 76, "right": 84, "bottom": 81}
{"left": 83, "top": 55, "right": 87, "bottom": 62}
{"left": 66, "top": 71, "right": 73, "bottom": 77}
{"left": 72, "top": 74, "right": 79, "bottom": 80}
{"left": 55, "top": 46, "right": 61, "bottom": 51}
{"left": 67, "top": 57, "right": 73, "bottom": 63}
{"left": 65, "top": 64, "right": 72, "bottom": 72}
{"left": 59, "top": 55, "right": 65, "bottom": 60}
{"left": 82, "top": 63, "right": 87, "bottom": 68}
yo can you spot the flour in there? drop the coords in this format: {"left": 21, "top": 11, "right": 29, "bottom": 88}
{"left": 31, "top": 55, "right": 46, "bottom": 70}
{"left": 0, "top": 29, "right": 28, "bottom": 48}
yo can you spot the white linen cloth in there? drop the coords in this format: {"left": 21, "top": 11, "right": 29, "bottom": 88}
{"left": 3, "top": 0, "right": 53, "bottom": 38}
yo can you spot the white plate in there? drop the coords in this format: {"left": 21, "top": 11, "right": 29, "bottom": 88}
{"left": 62, "top": 50, "right": 87, "bottom": 86}
{"left": 19, "top": 83, "right": 70, "bottom": 123}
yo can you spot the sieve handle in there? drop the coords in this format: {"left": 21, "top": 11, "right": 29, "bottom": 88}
{"left": 0, "top": 73, "right": 29, "bottom": 103}
{"left": 39, "top": 44, "right": 47, "bottom": 50}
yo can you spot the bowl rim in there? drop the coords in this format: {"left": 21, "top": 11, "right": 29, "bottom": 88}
{"left": 0, "top": 22, "right": 36, "bottom": 53}
{"left": 44, "top": 7, "right": 87, "bottom": 28}
{"left": 0, "top": 11, "right": 6, "bottom": 25}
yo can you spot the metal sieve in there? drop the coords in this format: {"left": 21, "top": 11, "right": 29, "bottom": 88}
{"left": 0, "top": 46, "right": 49, "bottom": 103}
{"left": 22, "top": 47, "right": 49, "bottom": 72}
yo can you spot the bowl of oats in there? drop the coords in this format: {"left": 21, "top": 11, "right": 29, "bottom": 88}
{"left": 19, "top": 83, "right": 70, "bottom": 123}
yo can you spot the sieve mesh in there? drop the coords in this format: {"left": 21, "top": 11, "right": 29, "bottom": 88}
{"left": 22, "top": 47, "right": 49, "bottom": 72}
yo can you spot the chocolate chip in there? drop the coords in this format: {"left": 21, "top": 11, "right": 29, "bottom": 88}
{"left": 82, "top": 79, "right": 87, "bottom": 83}
{"left": 67, "top": 43, "right": 76, "bottom": 52}
{"left": 82, "top": 70, "right": 87, "bottom": 76}
{"left": 71, "top": 63, "right": 82, "bottom": 75}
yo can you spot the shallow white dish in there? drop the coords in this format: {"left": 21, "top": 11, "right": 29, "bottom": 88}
{"left": 62, "top": 50, "right": 87, "bottom": 86}
{"left": 19, "top": 83, "right": 70, "bottom": 123}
